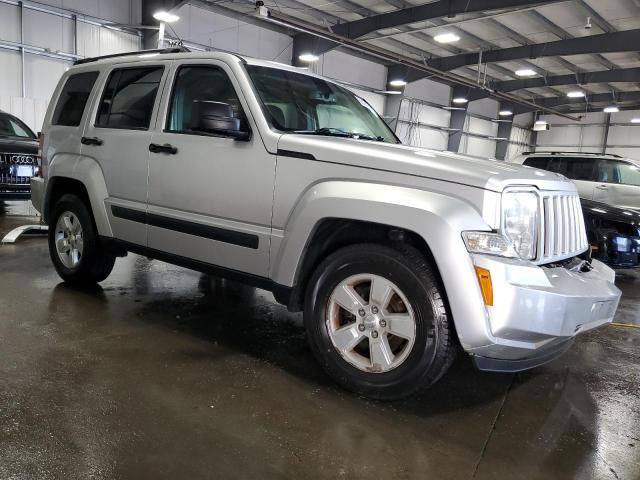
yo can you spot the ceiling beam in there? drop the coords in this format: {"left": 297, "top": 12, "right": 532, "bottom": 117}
{"left": 428, "top": 29, "right": 640, "bottom": 71}
{"left": 294, "top": 0, "right": 565, "bottom": 55}
{"left": 330, "top": 0, "right": 564, "bottom": 40}
{"left": 487, "top": 68, "right": 640, "bottom": 95}
{"left": 510, "top": 90, "right": 640, "bottom": 114}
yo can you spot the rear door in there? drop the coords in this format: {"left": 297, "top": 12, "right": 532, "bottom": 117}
{"left": 82, "top": 64, "right": 168, "bottom": 246}
{"left": 45, "top": 69, "right": 100, "bottom": 178}
{"left": 593, "top": 159, "right": 640, "bottom": 210}
{"left": 562, "top": 157, "right": 597, "bottom": 199}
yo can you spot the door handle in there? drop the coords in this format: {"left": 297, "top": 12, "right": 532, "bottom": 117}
{"left": 596, "top": 184, "right": 608, "bottom": 190}
{"left": 81, "top": 136, "right": 103, "bottom": 146}
{"left": 149, "top": 143, "right": 177, "bottom": 154}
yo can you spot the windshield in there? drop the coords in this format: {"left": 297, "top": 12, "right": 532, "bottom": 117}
{"left": 246, "top": 65, "right": 399, "bottom": 144}
{"left": 0, "top": 113, "right": 36, "bottom": 139}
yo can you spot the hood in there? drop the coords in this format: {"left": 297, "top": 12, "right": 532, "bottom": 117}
{"left": 277, "top": 134, "right": 573, "bottom": 193}
{"left": 0, "top": 136, "right": 38, "bottom": 154}
{"left": 581, "top": 198, "right": 640, "bottom": 225}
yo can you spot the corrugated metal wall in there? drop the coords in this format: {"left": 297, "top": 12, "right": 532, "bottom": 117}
{"left": 0, "top": 0, "right": 141, "bottom": 131}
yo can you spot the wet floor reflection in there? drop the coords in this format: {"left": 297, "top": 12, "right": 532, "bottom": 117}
{"left": 1, "top": 216, "right": 639, "bottom": 479}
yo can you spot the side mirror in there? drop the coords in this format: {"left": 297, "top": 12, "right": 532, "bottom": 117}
{"left": 191, "top": 101, "right": 250, "bottom": 141}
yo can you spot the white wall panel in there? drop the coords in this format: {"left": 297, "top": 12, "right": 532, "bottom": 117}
{"left": 33, "top": 0, "right": 140, "bottom": 24}
{"left": 468, "top": 98, "right": 499, "bottom": 118}
{"left": 23, "top": 55, "right": 68, "bottom": 102}
{"left": 403, "top": 78, "right": 450, "bottom": 105}
{"left": 23, "top": 9, "right": 74, "bottom": 54}
{"left": 461, "top": 136, "right": 496, "bottom": 158}
{"left": 506, "top": 126, "right": 532, "bottom": 161}
{"left": 314, "top": 50, "right": 386, "bottom": 91}
{"left": 0, "top": 3, "right": 20, "bottom": 42}
{"left": 171, "top": 4, "right": 292, "bottom": 63}
{"left": 0, "top": 50, "right": 22, "bottom": 97}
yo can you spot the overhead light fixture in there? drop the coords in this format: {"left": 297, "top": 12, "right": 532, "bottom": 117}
{"left": 434, "top": 33, "right": 460, "bottom": 44}
{"left": 499, "top": 110, "right": 513, "bottom": 116}
{"left": 452, "top": 97, "right": 468, "bottom": 104}
{"left": 298, "top": 53, "right": 319, "bottom": 62}
{"left": 535, "top": 120, "right": 547, "bottom": 125}
{"left": 567, "top": 90, "right": 585, "bottom": 98}
{"left": 604, "top": 106, "right": 619, "bottom": 113}
{"left": 515, "top": 69, "right": 537, "bottom": 77}
{"left": 631, "top": 118, "right": 640, "bottom": 123}
{"left": 389, "top": 79, "right": 407, "bottom": 87}
{"left": 153, "top": 11, "right": 180, "bottom": 23}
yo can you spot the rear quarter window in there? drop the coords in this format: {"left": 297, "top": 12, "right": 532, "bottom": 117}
{"left": 52, "top": 71, "right": 100, "bottom": 126}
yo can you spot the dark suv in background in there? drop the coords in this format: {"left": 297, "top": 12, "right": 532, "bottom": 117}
{"left": 0, "top": 110, "right": 38, "bottom": 200}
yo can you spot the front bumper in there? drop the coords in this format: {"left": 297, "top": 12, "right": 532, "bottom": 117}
{"left": 468, "top": 255, "right": 621, "bottom": 368}
{"left": 29, "top": 177, "right": 44, "bottom": 213}
{"left": 0, "top": 183, "right": 30, "bottom": 199}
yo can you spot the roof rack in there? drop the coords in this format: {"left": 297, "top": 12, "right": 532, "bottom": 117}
{"left": 74, "top": 46, "right": 190, "bottom": 65}
{"left": 523, "top": 151, "right": 622, "bottom": 158}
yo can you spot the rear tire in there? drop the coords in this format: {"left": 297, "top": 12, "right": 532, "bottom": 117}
{"left": 304, "top": 243, "right": 456, "bottom": 400}
{"left": 48, "top": 193, "right": 115, "bottom": 284}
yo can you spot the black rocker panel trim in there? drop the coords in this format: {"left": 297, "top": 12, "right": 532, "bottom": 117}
{"left": 110, "top": 205, "right": 259, "bottom": 249}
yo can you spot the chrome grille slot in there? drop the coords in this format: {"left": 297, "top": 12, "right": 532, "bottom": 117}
{"left": 539, "top": 192, "right": 588, "bottom": 264}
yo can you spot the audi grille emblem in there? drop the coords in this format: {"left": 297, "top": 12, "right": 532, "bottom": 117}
{"left": 10, "top": 155, "right": 34, "bottom": 165}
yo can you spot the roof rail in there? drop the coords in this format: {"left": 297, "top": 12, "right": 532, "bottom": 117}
{"left": 74, "top": 46, "right": 190, "bottom": 65}
{"left": 523, "top": 151, "right": 621, "bottom": 158}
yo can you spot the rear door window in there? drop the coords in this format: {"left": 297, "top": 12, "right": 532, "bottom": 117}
{"left": 51, "top": 71, "right": 99, "bottom": 126}
{"left": 564, "top": 158, "right": 596, "bottom": 181}
{"left": 96, "top": 67, "right": 163, "bottom": 130}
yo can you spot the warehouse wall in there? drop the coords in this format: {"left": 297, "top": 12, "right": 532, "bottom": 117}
{"left": 536, "top": 110, "right": 640, "bottom": 161}
{"left": 168, "top": 4, "right": 387, "bottom": 114}
{"left": 0, "top": 0, "right": 141, "bottom": 131}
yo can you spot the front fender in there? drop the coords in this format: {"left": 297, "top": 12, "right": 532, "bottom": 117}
{"left": 47, "top": 153, "right": 112, "bottom": 237}
{"left": 271, "top": 181, "right": 494, "bottom": 350}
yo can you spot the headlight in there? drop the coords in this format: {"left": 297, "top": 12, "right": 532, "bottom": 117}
{"left": 462, "top": 190, "right": 540, "bottom": 261}
{"left": 501, "top": 191, "right": 539, "bottom": 260}
{"left": 462, "top": 231, "right": 518, "bottom": 258}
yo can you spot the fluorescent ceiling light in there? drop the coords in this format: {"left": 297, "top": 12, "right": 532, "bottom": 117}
{"left": 535, "top": 120, "right": 547, "bottom": 125}
{"left": 515, "top": 69, "right": 537, "bottom": 77}
{"left": 389, "top": 79, "right": 407, "bottom": 87}
{"left": 499, "top": 110, "right": 513, "bottom": 116}
{"left": 632, "top": 118, "right": 640, "bottom": 123}
{"left": 298, "top": 53, "right": 319, "bottom": 62}
{"left": 153, "top": 11, "right": 180, "bottom": 23}
{"left": 604, "top": 106, "right": 619, "bottom": 113}
{"left": 567, "top": 90, "right": 585, "bottom": 98}
{"left": 434, "top": 33, "right": 460, "bottom": 44}
{"left": 452, "top": 97, "right": 468, "bottom": 104}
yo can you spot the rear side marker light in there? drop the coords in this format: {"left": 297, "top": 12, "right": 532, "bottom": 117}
{"left": 474, "top": 266, "right": 493, "bottom": 306}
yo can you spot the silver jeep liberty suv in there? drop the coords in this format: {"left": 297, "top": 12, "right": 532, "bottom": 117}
{"left": 31, "top": 49, "right": 621, "bottom": 400}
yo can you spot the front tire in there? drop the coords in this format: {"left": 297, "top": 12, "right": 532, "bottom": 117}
{"left": 48, "top": 194, "right": 115, "bottom": 284}
{"left": 304, "top": 243, "right": 456, "bottom": 400}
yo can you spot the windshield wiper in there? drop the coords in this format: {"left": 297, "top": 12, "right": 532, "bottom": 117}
{"left": 291, "top": 127, "right": 385, "bottom": 142}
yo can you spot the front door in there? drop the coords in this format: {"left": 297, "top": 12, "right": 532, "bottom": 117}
{"left": 147, "top": 62, "right": 275, "bottom": 277}
{"left": 83, "top": 64, "right": 167, "bottom": 246}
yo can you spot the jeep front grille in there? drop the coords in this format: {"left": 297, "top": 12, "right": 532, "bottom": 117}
{"left": 540, "top": 193, "right": 588, "bottom": 263}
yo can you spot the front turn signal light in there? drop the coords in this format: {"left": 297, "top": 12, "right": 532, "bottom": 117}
{"left": 474, "top": 266, "right": 493, "bottom": 306}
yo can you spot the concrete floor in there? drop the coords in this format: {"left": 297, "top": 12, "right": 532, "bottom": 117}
{"left": 1, "top": 201, "right": 639, "bottom": 480}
